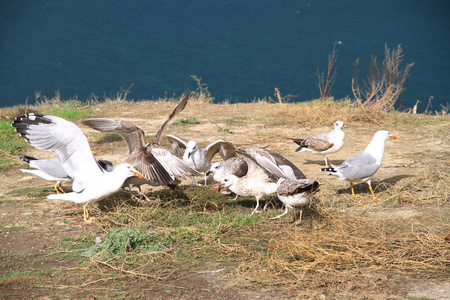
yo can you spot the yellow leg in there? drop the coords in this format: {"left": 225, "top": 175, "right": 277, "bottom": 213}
{"left": 350, "top": 182, "right": 356, "bottom": 196}
{"left": 54, "top": 183, "right": 60, "bottom": 194}
{"left": 368, "top": 183, "right": 378, "bottom": 199}
{"left": 83, "top": 204, "right": 90, "bottom": 221}
{"left": 351, "top": 182, "right": 364, "bottom": 199}
{"left": 54, "top": 182, "right": 65, "bottom": 194}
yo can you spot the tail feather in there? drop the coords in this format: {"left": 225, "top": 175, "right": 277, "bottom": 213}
{"left": 320, "top": 167, "right": 336, "bottom": 172}
{"left": 19, "top": 155, "right": 37, "bottom": 163}
{"left": 292, "top": 139, "right": 307, "bottom": 152}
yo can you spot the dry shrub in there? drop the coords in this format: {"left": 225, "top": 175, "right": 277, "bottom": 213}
{"left": 273, "top": 98, "right": 388, "bottom": 126}
{"left": 352, "top": 44, "right": 414, "bottom": 112}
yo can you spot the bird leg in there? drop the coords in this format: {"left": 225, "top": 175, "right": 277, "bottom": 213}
{"left": 293, "top": 208, "right": 304, "bottom": 225}
{"left": 54, "top": 182, "right": 65, "bottom": 194}
{"left": 368, "top": 183, "right": 378, "bottom": 199}
{"left": 83, "top": 204, "right": 90, "bottom": 221}
{"left": 250, "top": 197, "right": 262, "bottom": 215}
{"left": 351, "top": 182, "right": 365, "bottom": 199}
{"left": 269, "top": 205, "right": 289, "bottom": 221}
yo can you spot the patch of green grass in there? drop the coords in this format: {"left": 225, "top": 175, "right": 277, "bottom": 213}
{"left": 45, "top": 106, "right": 92, "bottom": 121}
{"left": 82, "top": 227, "right": 166, "bottom": 259}
{"left": 173, "top": 117, "right": 200, "bottom": 126}
{"left": 92, "top": 132, "right": 125, "bottom": 143}
{"left": 0, "top": 119, "right": 29, "bottom": 171}
{"left": 6, "top": 186, "right": 53, "bottom": 198}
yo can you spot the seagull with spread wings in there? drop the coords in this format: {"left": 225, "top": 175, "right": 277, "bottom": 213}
{"left": 82, "top": 92, "right": 201, "bottom": 198}
{"left": 12, "top": 113, "right": 142, "bottom": 221}
{"left": 166, "top": 134, "right": 236, "bottom": 184}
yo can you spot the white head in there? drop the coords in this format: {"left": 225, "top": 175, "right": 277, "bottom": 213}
{"left": 334, "top": 120, "right": 344, "bottom": 130}
{"left": 207, "top": 162, "right": 221, "bottom": 175}
{"left": 221, "top": 175, "right": 238, "bottom": 189}
{"left": 114, "top": 163, "right": 143, "bottom": 179}
{"left": 373, "top": 130, "right": 397, "bottom": 142}
{"left": 186, "top": 140, "right": 199, "bottom": 158}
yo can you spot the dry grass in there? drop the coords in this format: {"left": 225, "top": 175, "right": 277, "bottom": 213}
{"left": 1, "top": 96, "right": 449, "bottom": 299}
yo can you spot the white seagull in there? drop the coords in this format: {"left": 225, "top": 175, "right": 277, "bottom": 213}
{"left": 206, "top": 156, "right": 248, "bottom": 198}
{"left": 166, "top": 134, "right": 237, "bottom": 184}
{"left": 18, "top": 155, "right": 114, "bottom": 193}
{"left": 292, "top": 120, "right": 345, "bottom": 166}
{"left": 82, "top": 92, "right": 201, "bottom": 198}
{"left": 12, "top": 113, "right": 143, "bottom": 221}
{"left": 19, "top": 155, "right": 72, "bottom": 193}
{"left": 320, "top": 130, "right": 396, "bottom": 199}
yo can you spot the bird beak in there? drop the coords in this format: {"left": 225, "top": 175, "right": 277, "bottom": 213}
{"left": 390, "top": 135, "right": 397, "bottom": 139}
{"left": 205, "top": 170, "right": 211, "bottom": 176}
{"left": 92, "top": 151, "right": 98, "bottom": 155}
{"left": 187, "top": 152, "right": 192, "bottom": 159}
{"left": 131, "top": 170, "right": 143, "bottom": 178}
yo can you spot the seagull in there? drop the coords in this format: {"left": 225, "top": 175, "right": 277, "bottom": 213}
{"left": 292, "top": 120, "right": 345, "bottom": 166}
{"left": 237, "top": 147, "right": 319, "bottom": 223}
{"left": 18, "top": 155, "right": 114, "bottom": 193}
{"left": 12, "top": 113, "right": 143, "bottom": 221}
{"left": 206, "top": 156, "right": 248, "bottom": 198}
{"left": 166, "top": 134, "right": 237, "bottom": 184}
{"left": 82, "top": 92, "right": 201, "bottom": 197}
{"left": 19, "top": 155, "right": 72, "bottom": 193}
{"left": 320, "top": 130, "right": 396, "bottom": 199}
{"left": 269, "top": 177, "right": 319, "bottom": 224}
{"left": 220, "top": 147, "right": 307, "bottom": 215}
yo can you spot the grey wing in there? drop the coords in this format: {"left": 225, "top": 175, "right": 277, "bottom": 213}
{"left": 30, "top": 158, "right": 69, "bottom": 179}
{"left": 204, "top": 140, "right": 237, "bottom": 162}
{"left": 125, "top": 146, "right": 175, "bottom": 186}
{"left": 278, "top": 178, "right": 319, "bottom": 196}
{"left": 153, "top": 91, "right": 191, "bottom": 144}
{"left": 149, "top": 144, "right": 201, "bottom": 178}
{"left": 82, "top": 118, "right": 146, "bottom": 155}
{"left": 13, "top": 114, "right": 102, "bottom": 191}
{"left": 263, "top": 148, "right": 306, "bottom": 179}
{"left": 338, "top": 153, "right": 380, "bottom": 179}
{"left": 166, "top": 134, "right": 188, "bottom": 156}
{"left": 237, "top": 148, "right": 285, "bottom": 179}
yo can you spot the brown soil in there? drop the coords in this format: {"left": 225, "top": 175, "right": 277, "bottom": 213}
{"left": 1, "top": 101, "right": 449, "bottom": 299}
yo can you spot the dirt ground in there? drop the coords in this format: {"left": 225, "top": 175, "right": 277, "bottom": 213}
{"left": 0, "top": 101, "right": 449, "bottom": 299}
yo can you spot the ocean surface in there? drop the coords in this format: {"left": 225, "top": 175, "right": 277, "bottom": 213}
{"left": 1, "top": 0, "right": 449, "bottom": 112}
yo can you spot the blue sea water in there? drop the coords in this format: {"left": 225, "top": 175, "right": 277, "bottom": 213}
{"left": 1, "top": 0, "right": 449, "bottom": 112}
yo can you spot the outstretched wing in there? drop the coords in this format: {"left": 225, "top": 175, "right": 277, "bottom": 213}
{"left": 166, "top": 134, "right": 188, "bottom": 156}
{"left": 153, "top": 91, "right": 191, "bottom": 144}
{"left": 204, "top": 140, "right": 237, "bottom": 162}
{"left": 82, "top": 118, "right": 146, "bottom": 155}
{"left": 13, "top": 113, "right": 102, "bottom": 192}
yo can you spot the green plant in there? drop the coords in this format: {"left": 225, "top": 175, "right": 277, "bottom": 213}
{"left": 172, "top": 117, "right": 200, "bottom": 126}
{"left": 82, "top": 227, "right": 166, "bottom": 259}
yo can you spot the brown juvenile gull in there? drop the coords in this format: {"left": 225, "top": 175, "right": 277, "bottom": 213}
{"left": 270, "top": 177, "right": 319, "bottom": 224}
{"left": 166, "top": 134, "right": 237, "bottom": 184}
{"left": 320, "top": 130, "right": 396, "bottom": 199}
{"left": 82, "top": 92, "right": 201, "bottom": 199}
{"left": 12, "top": 113, "right": 142, "bottom": 221}
{"left": 292, "top": 120, "right": 345, "bottom": 166}
{"left": 220, "top": 147, "right": 309, "bottom": 216}
{"left": 237, "top": 147, "right": 319, "bottom": 223}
